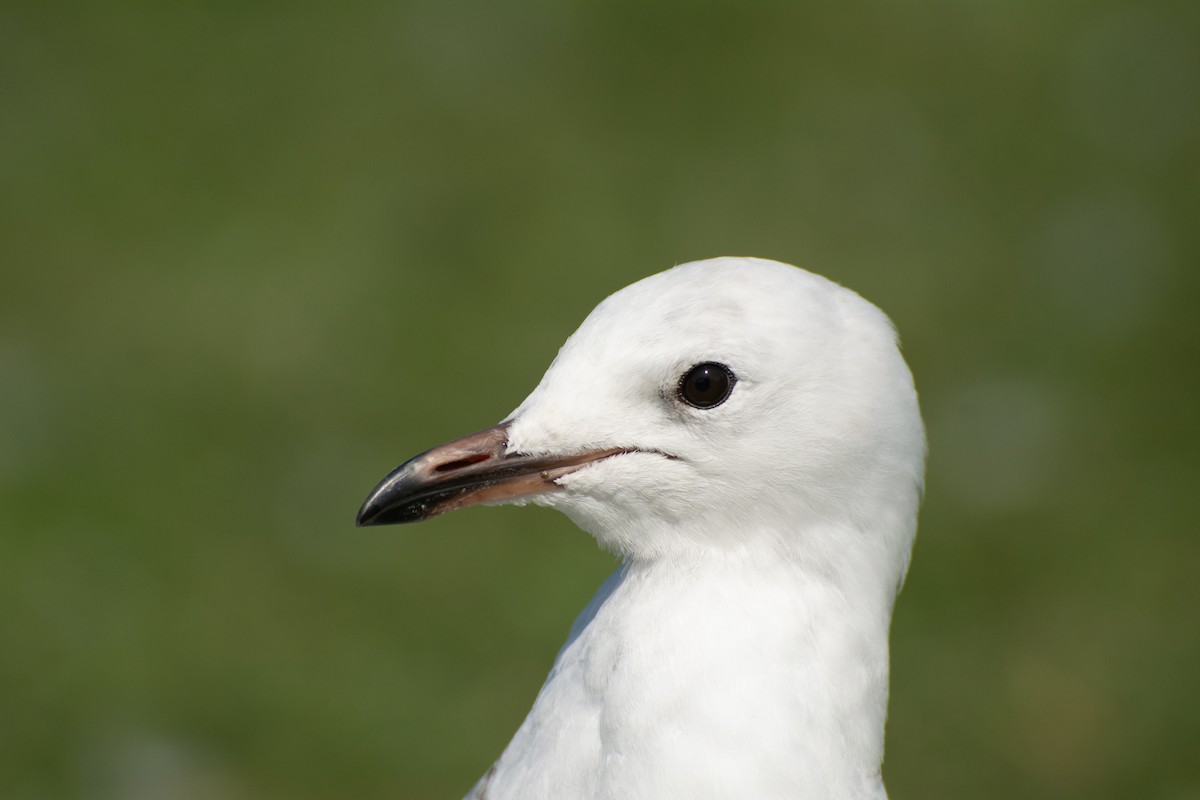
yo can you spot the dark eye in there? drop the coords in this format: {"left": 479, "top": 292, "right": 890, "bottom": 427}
{"left": 678, "top": 362, "right": 737, "bottom": 409}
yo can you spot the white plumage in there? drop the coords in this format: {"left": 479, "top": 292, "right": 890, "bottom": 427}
{"left": 357, "top": 257, "right": 926, "bottom": 800}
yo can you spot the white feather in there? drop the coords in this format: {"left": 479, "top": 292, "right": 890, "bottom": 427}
{"left": 466, "top": 257, "right": 925, "bottom": 800}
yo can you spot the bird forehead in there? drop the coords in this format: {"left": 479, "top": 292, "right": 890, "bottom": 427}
{"left": 568, "top": 267, "right": 830, "bottom": 365}
{"left": 611, "top": 261, "right": 819, "bottom": 322}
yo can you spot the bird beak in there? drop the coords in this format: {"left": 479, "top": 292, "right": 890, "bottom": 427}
{"left": 356, "top": 421, "right": 626, "bottom": 526}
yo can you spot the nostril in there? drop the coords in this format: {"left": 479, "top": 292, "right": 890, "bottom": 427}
{"left": 434, "top": 453, "right": 490, "bottom": 473}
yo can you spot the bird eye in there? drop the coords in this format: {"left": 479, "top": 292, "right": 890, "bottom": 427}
{"left": 677, "top": 362, "right": 736, "bottom": 409}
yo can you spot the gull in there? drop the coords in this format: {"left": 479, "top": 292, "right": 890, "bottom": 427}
{"left": 356, "top": 256, "right": 926, "bottom": 800}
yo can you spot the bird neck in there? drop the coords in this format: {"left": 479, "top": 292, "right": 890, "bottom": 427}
{"left": 583, "top": 539, "right": 896, "bottom": 797}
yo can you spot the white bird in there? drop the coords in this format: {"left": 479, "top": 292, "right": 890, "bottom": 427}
{"left": 357, "top": 257, "right": 926, "bottom": 800}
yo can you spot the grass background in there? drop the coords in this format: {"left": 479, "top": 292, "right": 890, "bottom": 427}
{"left": 2, "top": 1, "right": 1198, "bottom": 798}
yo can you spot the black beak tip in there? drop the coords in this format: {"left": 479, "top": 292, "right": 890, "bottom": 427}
{"left": 354, "top": 476, "right": 431, "bottom": 527}
{"left": 355, "top": 504, "right": 377, "bottom": 527}
{"left": 355, "top": 465, "right": 413, "bottom": 528}
{"left": 356, "top": 488, "right": 409, "bottom": 527}
{"left": 355, "top": 481, "right": 394, "bottom": 527}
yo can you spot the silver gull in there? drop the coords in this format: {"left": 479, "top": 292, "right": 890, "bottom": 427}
{"left": 357, "top": 256, "right": 926, "bottom": 800}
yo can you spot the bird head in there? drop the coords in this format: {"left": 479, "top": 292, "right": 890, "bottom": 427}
{"left": 358, "top": 257, "right": 925, "bottom": 575}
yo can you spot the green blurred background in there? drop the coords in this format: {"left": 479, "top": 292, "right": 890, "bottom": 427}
{"left": 2, "top": 1, "right": 1198, "bottom": 798}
